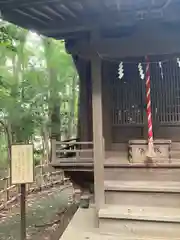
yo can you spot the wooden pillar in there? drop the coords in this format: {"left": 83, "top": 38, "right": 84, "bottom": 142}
{"left": 102, "top": 62, "right": 112, "bottom": 150}
{"left": 91, "top": 34, "right": 105, "bottom": 210}
{"left": 74, "top": 57, "right": 91, "bottom": 143}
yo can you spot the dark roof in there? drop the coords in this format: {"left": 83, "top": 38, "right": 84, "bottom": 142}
{"left": 0, "top": 0, "right": 180, "bottom": 40}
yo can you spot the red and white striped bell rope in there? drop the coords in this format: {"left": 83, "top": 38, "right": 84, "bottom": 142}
{"left": 145, "top": 56, "right": 155, "bottom": 157}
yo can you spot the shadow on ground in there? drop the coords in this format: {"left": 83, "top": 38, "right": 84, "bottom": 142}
{"left": 0, "top": 185, "right": 76, "bottom": 240}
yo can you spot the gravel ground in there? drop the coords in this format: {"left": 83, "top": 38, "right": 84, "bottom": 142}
{"left": 0, "top": 185, "right": 74, "bottom": 240}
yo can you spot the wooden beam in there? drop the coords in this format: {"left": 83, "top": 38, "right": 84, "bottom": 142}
{"left": 39, "top": 14, "right": 136, "bottom": 35}
{"left": 0, "top": 0, "right": 173, "bottom": 10}
{"left": 13, "top": 9, "right": 47, "bottom": 25}
{"left": 2, "top": 2, "right": 180, "bottom": 40}
{"left": 1, "top": 10, "right": 46, "bottom": 30}
{"left": 91, "top": 32, "right": 105, "bottom": 211}
{"left": 0, "top": 0, "right": 65, "bottom": 10}
{"left": 68, "top": 22, "right": 180, "bottom": 59}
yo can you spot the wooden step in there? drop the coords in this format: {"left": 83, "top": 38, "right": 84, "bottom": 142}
{"left": 100, "top": 234, "right": 180, "bottom": 240}
{"left": 105, "top": 167, "right": 180, "bottom": 181}
{"left": 99, "top": 204, "right": 180, "bottom": 238}
{"left": 171, "top": 142, "right": 180, "bottom": 150}
{"left": 99, "top": 204, "right": 180, "bottom": 222}
{"left": 59, "top": 204, "right": 180, "bottom": 240}
{"left": 105, "top": 181, "right": 180, "bottom": 207}
{"left": 105, "top": 180, "right": 180, "bottom": 192}
{"left": 171, "top": 150, "right": 180, "bottom": 159}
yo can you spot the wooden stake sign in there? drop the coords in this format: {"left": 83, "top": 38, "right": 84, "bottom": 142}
{"left": 11, "top": 144, "right": 34, "bottom": 184}
{"left": 11, "top": 144, "right": 34, "bottom": 240}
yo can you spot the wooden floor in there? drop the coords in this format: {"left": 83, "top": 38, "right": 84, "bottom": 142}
{"left": 53, "top": 141, "right": 180, "bottom": 167}
{"left": 52, "top": 150, "right": 180, "bottom": 168}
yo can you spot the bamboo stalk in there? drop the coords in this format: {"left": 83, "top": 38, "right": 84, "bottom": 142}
{"left": 0, "top": 166, "right": 64, "bottom": 212}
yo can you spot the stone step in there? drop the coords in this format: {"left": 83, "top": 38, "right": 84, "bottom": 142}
{"left": 99, "top": 204, "right": 180, "bottom": 238}
{"left": 105, "top": 167, "right": 180, "bottom": 181}
{"left": 105, "top": 181, "right": 180, "bottom": 207}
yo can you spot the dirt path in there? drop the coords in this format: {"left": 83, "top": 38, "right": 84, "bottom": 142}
{"left": 0, "top": 185, "right": 75, "bottom": 240}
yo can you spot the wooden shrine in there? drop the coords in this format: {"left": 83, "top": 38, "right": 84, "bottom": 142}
{"left": 2, "top": 1, "right": 180, "bottom": 239}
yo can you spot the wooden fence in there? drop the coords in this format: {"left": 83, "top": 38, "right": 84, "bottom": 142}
{"left": 0, "top": 164, "right": 66, "bottom": 212}
{"left": 52, "top": 139, "right": 94, "bottom": 162}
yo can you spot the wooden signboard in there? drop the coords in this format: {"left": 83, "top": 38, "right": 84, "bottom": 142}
{"left": 11, "top": 144, "right": 34, "bottom": 184}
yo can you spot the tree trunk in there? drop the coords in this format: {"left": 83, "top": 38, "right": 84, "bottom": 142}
{"left": 67, "top": 75, "right": 76, "bottom": 139}
{"left": 0, "top": 120, "right": 12, "bottom": 161}
{"left": 43, "top": 38, "right": 61, "bottom": 141}
{"left": 7, "top": 121, "right": 12, "bottom": 160}
{"left": 11, "top": 34, "right": 27, "bottom": 143}
{"left": 42, "top": 124, "right": 50, "bottom": 164}
{"left": 50, "top": 101, "right": 61, "bottom": 141}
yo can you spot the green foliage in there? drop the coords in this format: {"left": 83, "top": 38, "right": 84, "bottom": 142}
{"left": 0, "top": 21, "right": 79, "bottom": 164}
{"left": 0, "top": 26, "right": 16, "bottom": 52}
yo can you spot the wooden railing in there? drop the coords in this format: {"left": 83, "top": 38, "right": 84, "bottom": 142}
{"left": 52, "top": 139, "right": 93, "bottom": 162}
{"left": 0, "top": 165, "right": 65, "bottom": 212}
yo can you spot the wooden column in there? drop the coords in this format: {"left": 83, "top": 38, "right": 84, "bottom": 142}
{"left": 102, "top": 62, "right": 112, "bottom": 150}
{"left": 75, "top": 57, "right": 91, "bottom": 143}
{"left": 91, "top": 42, "right": 105, "bottom": 210}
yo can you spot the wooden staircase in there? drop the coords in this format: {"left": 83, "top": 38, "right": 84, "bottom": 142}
{"left": 98, "top": 165, "right": 180, "bottom": 239}
{"left": 171, "top": 142, "right": 180, "bottom": 162}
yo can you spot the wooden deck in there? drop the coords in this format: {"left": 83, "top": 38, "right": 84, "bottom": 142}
{"left": 52, "top": 141, "right": 180, "bottom": 169}
{"left": 52, "top": 150, "right": 180, "bottom": 168}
